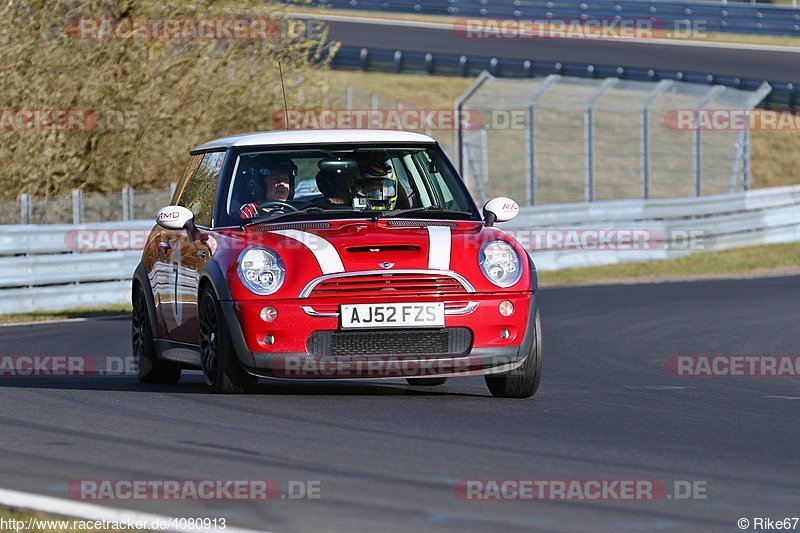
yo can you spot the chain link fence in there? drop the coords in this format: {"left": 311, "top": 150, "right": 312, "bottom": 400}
{"left": 4, "top": 186, "right": 174, "bottom": 225}
{"left": 456, "top": 72, "right": 771, "bottom": 206}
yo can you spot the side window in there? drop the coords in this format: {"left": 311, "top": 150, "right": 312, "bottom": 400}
{"left": 172, "top": 155, "right": 203, "bottom": 204}
{"left": 176, "top": 152, "right": 225, "bottom": 227}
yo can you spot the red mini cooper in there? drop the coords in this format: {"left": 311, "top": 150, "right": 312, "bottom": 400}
{"left": 132, "top": 130, "right": 541, "bottom": 397}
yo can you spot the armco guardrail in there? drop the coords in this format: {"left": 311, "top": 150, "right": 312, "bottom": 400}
{"left": 298, "top": 0, "right": 800, "bottom": 35}
{"left": 328, "top": 46, "right": 799, "bottom": 110}
{"left": 504, "top": 184, "right": 800, "bottom": 270}
{"left": 0, "top": 221, "right": 153, "bottom": 314}
{"left": 1, "top": 185, "right": 800, "bottom": 314}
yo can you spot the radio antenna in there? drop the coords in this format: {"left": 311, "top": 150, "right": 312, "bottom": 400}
{"left": 278, "top": 61, "right": 290, "bottom": 130}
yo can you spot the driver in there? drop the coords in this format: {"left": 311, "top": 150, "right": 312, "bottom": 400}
{"left": 351, "top": 160, "right": 398, "bottom": 211}
{"left": 239, "top": 155, "right": 297, "bottom": 219}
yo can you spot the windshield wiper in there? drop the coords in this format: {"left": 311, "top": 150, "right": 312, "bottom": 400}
{"left": 246, "top": 206, "right": 325, "bottom": 227}
{"left": 382, "top": 206, "right": 474, "bottom": 219}
{"left": 246, "top": 207, "right": 370, "bottom": 227}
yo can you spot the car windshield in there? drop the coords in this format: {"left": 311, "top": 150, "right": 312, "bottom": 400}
{"left": 221, "top": 145, "right": 479, "bottom": 226}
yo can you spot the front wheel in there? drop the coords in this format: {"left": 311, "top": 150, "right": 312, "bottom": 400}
{"left": 132, "top": 285, "right": 181, "bottom": 384}
{"left": 199, "top": 286, "right": 258, "bottom": 394}
{"left": 485, "top": 310, "right": 542, "bottom": 399}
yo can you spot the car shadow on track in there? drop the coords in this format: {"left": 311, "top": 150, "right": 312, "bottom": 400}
{"left": 0, "top": 372, "right": 489, "bottom": 397}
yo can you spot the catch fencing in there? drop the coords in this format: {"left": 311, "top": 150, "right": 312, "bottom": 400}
{"left": 455, "top": 72, "right": 771, "bottom": 206}
{"left": 2, "top": 185, "right": 800, "bottom": 314}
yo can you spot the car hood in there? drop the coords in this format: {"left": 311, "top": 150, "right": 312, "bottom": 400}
{"left": 214, "top": 218, "right": 533, "bottom": 298}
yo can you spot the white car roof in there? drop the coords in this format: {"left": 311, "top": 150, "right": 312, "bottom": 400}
{"left": 193, "top": 129, "right": 437, "bottom": 152}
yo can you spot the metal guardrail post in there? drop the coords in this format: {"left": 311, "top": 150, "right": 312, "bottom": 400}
{"left": 345, "top": 85, "right": 353, "bottom": 111}
{"left": 19, "top": 194, "right": 31, "bottom": 224}
{"left": 170, "top": 182, "right": 178, "bottom": 201}
{"left": 640, "top": 80, "right": 673, "bottom": 200}
{"left": 583, "top": 78, "right": 618, "bottom": 202}
{"left": 525, "top": 74, "right": 561, "bottom": 206}
{"left": 72, "top": 189, "right": 84, "bottom": 225}
{"left": 393, "top": 50, "right": 402, "bottom": 73}
{"left": 743, "top": 126, "right": 751, "bottom": 190}
{"left": 122, "top": 186, "right": 134, "bottom": 221}
{"left": 370, "top": 93, "right": 378, "bottom": 112}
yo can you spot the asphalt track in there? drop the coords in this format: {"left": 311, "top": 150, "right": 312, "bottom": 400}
{"left": 1, "top": 275, "right": 799, "bottom": 531}
{"left": 320, "top": 16, "right": 800, "bottom": 83}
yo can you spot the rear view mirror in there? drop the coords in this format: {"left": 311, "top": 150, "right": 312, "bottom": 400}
{"left": 483, "top": 197, "right": 520, "bottom": 226}
{"left": 155, "top": 205, "right": 195, "bottom": 231}
{"left": 318, "top": 158, "right": 358, "bottom": 174}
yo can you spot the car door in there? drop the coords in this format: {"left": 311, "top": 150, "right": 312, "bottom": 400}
{"left": 164, "top": 151, "right": 226, "bottom": 345}
{"left": 153, "top": 155, "right": 202, "bottom": 337}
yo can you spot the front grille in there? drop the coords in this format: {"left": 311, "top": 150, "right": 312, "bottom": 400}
{"left": 308, "top": 273, "right": 468, "bottom": 298}
{"left": 308, "top": 327, "right": 473, "bottom": 357}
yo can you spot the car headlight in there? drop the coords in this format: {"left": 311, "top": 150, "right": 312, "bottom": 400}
{"left": 479, "top": 240, "right": 522, "bottom": 288}
{"left": 237, "top": 247, "right": 285, "bottom": 295}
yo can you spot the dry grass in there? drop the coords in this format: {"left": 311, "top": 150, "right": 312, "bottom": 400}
{"left": 0, "top": 0, "right": 332, "bottom": 201}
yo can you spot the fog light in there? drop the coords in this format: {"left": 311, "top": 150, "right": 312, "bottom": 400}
{"left": 500, "top": 329, "right": 510, "bottom": 339}
{"left": 499, "top": 300, "right": 514, "bottom": 317}
{"left": 264, "top": 335, "right": 275, "bottom": 345}
{"left": 260, "top": 306, "right": 277, "bottom": 322}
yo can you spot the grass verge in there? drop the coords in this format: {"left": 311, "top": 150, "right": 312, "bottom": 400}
{"left": 0, "top": 305, "right": 131, "bottom": 325}
{"left": 538, "top": 241, "right": 800, "bottom": 286}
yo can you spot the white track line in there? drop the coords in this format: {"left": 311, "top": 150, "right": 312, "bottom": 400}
{"left": 292, "top": 12, "right": 800, "bottom": 53}
{"left": 0, "top": 487, "right": 267, "bottom": 533}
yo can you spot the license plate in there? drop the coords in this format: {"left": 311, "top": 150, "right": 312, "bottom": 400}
{"left": 340, "top": 303, "right": 445, "bottom": 329}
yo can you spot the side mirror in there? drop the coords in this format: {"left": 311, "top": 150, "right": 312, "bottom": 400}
{"left": 483, "top": 197, "right": 520, "bottom": 226}
{"left": 156, "top": 205, "right": 196, "bottom": 232}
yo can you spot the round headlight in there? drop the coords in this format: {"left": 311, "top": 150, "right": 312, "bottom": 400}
{"left": 479, "top": 240, "right": 522, "bottom": 288}
{"left": 237, "top": 247, "right": 285, "bottom": 295}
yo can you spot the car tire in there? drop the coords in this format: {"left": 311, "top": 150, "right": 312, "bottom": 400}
{"left": 132, "top": 285, "right": 181, "bottom": 384}
{"left": 199, "top": 286, "right": 258, "bottom": 394}
{"left": 405, "top": 377, "right": 448, "bottom": 386}
{"left": 484, "top": 310, "right": 542, "bottom": 399}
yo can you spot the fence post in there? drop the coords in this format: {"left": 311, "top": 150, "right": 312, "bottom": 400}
{"left": 640, "top": 80, "right": 672, "bottom": 200}
{"left": 583, "top": 78, "right": 618, "bottom": 202}
{"left": 694, "top": 86, "right": 725, "bottom": 197}
{"left": 19, "top": 193, "right": 31, "bottom": 224}
{"left": 122, "top": 186, "right": 134, "bottom": 221}
{"left": 72, "top": 189, "right": 84, "bottom": 224}
{"left": 170, "top": 182, "right": 178, "bottom": 200}
{"left": 453, "top": 71, "right": 493, "bottom": 175}
{"left": 523, "top": 74, "right": 561, "bottom": 206}
{"left": 345, "top": 85, "right": 353, "bottom": 111}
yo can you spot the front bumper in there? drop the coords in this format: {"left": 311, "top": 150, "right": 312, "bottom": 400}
{"left": 219, "top": 292, "right": 537, "bottom": 379}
